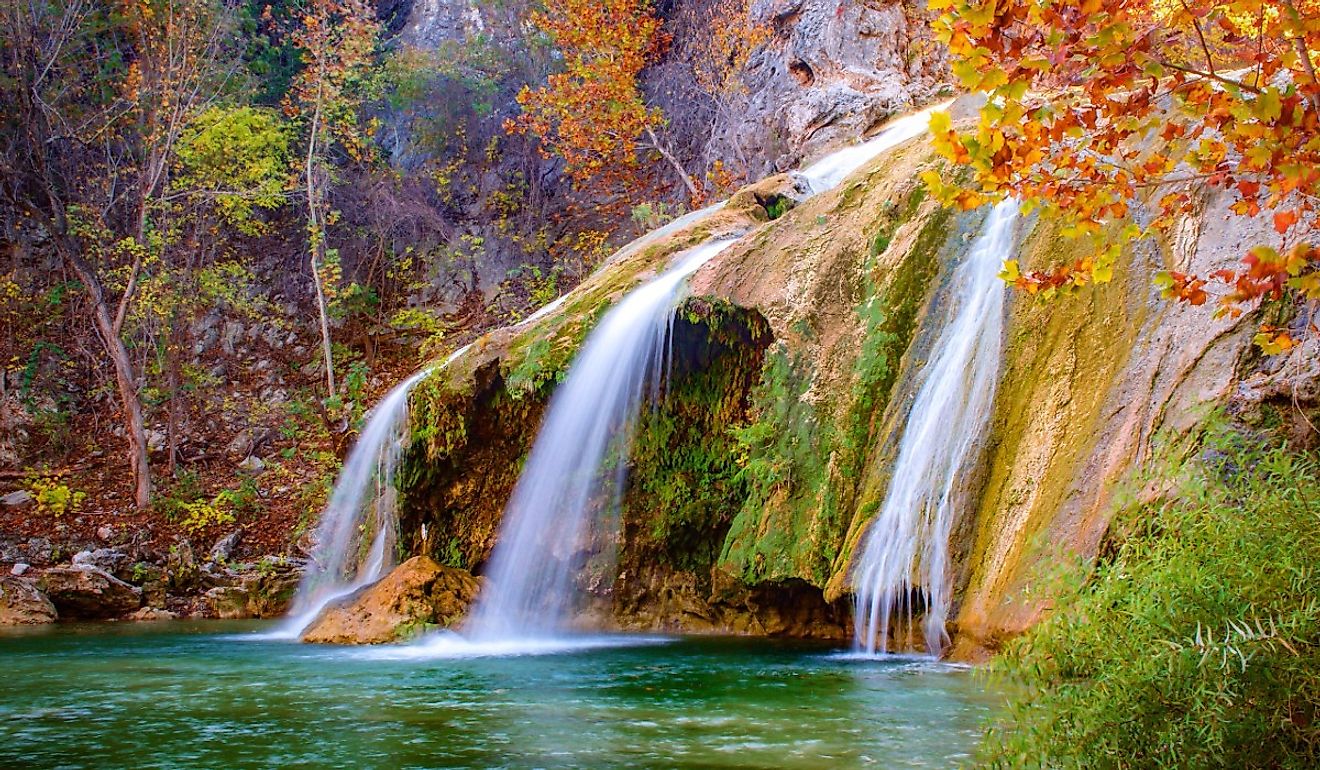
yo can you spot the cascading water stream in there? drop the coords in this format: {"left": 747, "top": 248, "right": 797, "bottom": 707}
{"left": 275, "top": 102, "right": 941, "bottom": 651}
{"left": 795, "top": 102, "right": 947, "bottom": 195}
{"left": 463, "top": 239, "right": 736, "bottom": 641}
{"left": 273, "top": 367, "right": 436, "bottom": 638}
{"left": 852, "top": 199, "right": 1019, "bottom": 657}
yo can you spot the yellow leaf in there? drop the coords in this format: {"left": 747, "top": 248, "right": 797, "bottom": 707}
{"left": 999, "top": 259, "right": 1021, "bottom": 283}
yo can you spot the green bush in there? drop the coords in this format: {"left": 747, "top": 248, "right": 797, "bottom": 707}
{"left": 980, "top": 426, "right": 1320, "bottom": 768}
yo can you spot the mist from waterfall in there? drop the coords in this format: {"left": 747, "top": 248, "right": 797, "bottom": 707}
{"left": 852, "top": 200, "right": 1018, "bottom": 657}
{"left": 464, "top": 239, "right": 736, "bottom": 641}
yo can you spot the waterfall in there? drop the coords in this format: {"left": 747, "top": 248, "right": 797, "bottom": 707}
{"left": 852, "top": 200, "right": 1019, "bottom": 657}
{"left": 464, "top": 239, "right": 736, "bottom": 640}
{"left": 275, "top": 367, "right": 434, "bottom": 638}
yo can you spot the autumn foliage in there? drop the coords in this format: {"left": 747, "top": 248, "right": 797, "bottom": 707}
{"left": 925, "top": 0, "right": 1320, "bottom": 345}
{"left": 506, "top": 0, "right": 672, "bottom": 206}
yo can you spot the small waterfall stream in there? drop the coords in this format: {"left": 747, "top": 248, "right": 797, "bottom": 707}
{"left": 852, "top": 200, "right": 1019, "bottom": 656}
{"left": 464, "top": 239, "right": 736, "bottom": 640}
{"left": 275, "top": 369, "right": 431, "bottom": 637}
{"left": 796, "top": 103, "right": 946, "bottom": 195}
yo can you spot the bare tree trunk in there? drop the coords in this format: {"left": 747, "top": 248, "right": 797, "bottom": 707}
{"left": 166, "top": 309, "right": 182, "bottom": 476}
{"left": 64, "top": 248, "right": 151, "bottom": 509}
{"left": 304, "top": 93, "right": 336, "bottom": 398}
{"left": 644, "top": 126, "right": 702, "bottom": 202}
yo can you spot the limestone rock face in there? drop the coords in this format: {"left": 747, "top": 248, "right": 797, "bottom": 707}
{"left": 38, "top": 566, "right": 142, "bottom": 619}
{"left": 301, "top": 556, "right": 481, "bottom": 644}
{"left": 0, "top": 576, "right": 57, "bottom": 624}
{"left": 709, "top": 0, "right": 948, "bottom": 177}
{"left": 71, "top": 548, "right": 133, "bottom": 582}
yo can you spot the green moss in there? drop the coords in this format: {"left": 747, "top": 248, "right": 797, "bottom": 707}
{"left": 764, "top": 195, "right": 792, "bottom": 221}
{"left": 504, "top": 336, "right": 553, "bottom": 395}
{"left": 719, "top": 188, "right": 954, "bottom": 589}
{"left": 623, "top": 304, "right": 770, "bottom": 575}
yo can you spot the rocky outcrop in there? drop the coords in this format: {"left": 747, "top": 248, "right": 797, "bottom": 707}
{"left": 72, "top": 548, "right": 134, "bottom": 582}
{"left": 302, "top": 556, "right": 481, "bottom": 644}
{"left": 394, "top": 96, "right": 1277, "bottom": 655}
{"left": 944, "top": 190, "right": 1267, "bottom": 658}
{"left": 128, "top": 607, "right": 178, "bottom": 621}
{"left": 38, "top": 566, "right": 142, "bottom": 619}
{"left": 0, "top": 576, "right": 57, "bottom": 624}
{"left": 201, "top": 563, "right": 302, "bottom": 619}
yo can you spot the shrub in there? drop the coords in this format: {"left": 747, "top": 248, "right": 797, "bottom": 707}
{"left": 980, "top": 426, "right": 1320, "bottom": 768}
{"left": 23, "top": 473, "right": 87, "bottom": 516}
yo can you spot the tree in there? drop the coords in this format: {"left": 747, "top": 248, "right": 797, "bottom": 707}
{"left": 923, "top": 0, "right": 1320, "bottom": 348}
{"left": 285, "top": 0, "right": 380, "bottom": 399}
{"left": 506, "top": 0, "right": 702, "bottom": 209}
{"left": 670, "top": 0, "right": 772, "bottom": 180}
{"left": 0, "top": 0, "right": 240, "bottom": 508}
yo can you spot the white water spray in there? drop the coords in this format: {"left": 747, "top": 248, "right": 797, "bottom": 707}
{"left": 464, "top": 239, "right": 736, "bottom": 640}
{"left": 852, "top": 200, "right": 1018, "bottom": 656}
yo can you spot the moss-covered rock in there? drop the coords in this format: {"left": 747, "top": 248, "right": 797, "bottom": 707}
{"left": 391, "top": 110, "right": 1267, "bottom": 653}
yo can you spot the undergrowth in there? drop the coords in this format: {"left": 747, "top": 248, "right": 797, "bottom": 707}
{"left": 980, "top": 423, "right": 1320, "bottom": 768}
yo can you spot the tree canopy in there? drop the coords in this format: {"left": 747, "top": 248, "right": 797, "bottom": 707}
{"left": 924, "top": 0, "right": 1320, "bottom": 349}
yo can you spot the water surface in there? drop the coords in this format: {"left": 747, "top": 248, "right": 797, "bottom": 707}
{"left": 0, "top": 622, "right": 998, "bottom": 768}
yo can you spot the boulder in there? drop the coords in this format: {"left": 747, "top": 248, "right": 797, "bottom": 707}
{"left": 201, "top": 561, "right": 302, "bottom": 619}
{"left": 301, "top": 556, "right": 481, "bottom": 644}
{"left": 208, "top": 530, "right": 243, "bottom": 563}
{"left": 1, "top": 489, "right": 32, "bottom": 506}
{"left": 38, "top": 566, "right": 142, "bottom": 619}
{"left": 129, "top": 606, "right": 177, "bottom": 621}
{"left": 11, "top": 563, "right": 30, "bottom": 576}
{"left": 72, "top": 548, "right": 133, "bottom": 581}
{"left": 0, "top": 576, "right": 57, "bottom": 624}
{"left": 202, "top": 586, "right": 252, "bottom": 619}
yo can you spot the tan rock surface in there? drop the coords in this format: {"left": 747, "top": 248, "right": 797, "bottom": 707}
{"left": 0, "top": 576, "right": 57, "bottom": 624}
{"left": 38, "top": 565, "right": 142, "bottom": 619}
{"left": 302, "top": 556, "right": 481, "bottom": 644}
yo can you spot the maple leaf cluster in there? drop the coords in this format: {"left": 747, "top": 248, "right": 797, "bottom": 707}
{"left": 924, "top": 0, "right": 1320, "bottom": 345}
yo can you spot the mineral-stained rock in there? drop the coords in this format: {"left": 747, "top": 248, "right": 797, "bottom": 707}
{"left": 301, "top": 556, "right": 481, "bottom": 644}
{"left": 0, "top": 576, "right": 57, "bottom": 624}
{"left": 38, "top": 566, "right": 142, "bottom": 619}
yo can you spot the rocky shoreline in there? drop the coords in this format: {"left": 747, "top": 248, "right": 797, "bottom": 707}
{"left": 0, "top": 530, "right": 303, "bottom": 625}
